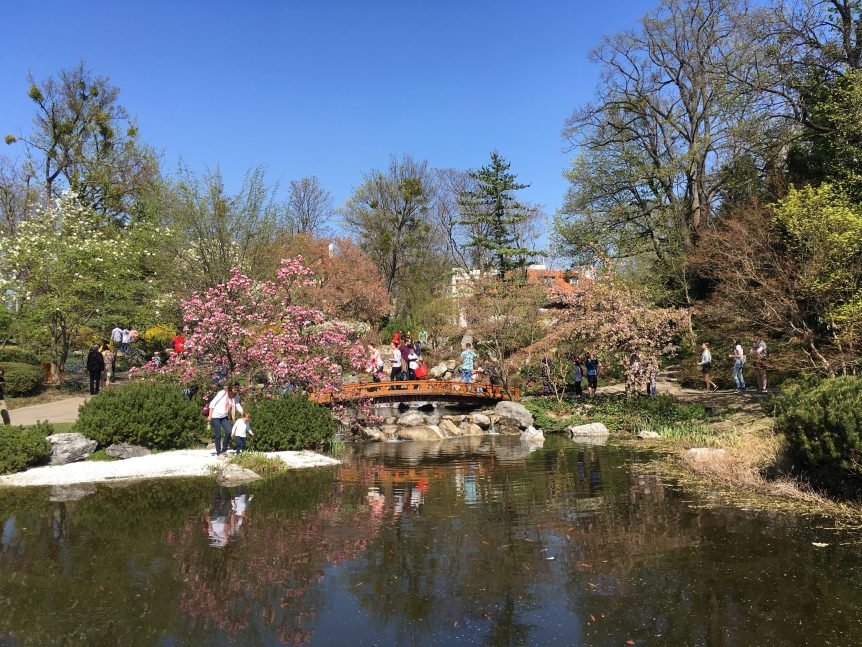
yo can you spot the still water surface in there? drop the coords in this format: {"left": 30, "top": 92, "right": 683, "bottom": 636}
{"left": 1, "top": 436, "right": 860, "bottom": 646}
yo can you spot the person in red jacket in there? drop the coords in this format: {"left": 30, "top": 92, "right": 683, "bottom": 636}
{"left": 172, "top": 334, "right": 186, "bottom": 355}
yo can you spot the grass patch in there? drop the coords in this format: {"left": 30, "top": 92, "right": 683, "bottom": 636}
{"left": 6, "top": 384, "right": 86, "bottom": 410}
{"left": 230, "top": 452, "right": 289, "bottom": 478}
{"left": 86, "top": 449, "right": 119, "bottom": 462}
{"left": 525, "top": 393, "right": 714, "bottom": 435}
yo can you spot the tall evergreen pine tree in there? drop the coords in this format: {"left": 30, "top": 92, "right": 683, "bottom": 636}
{"left": 459, "top": 151, "right": 536, "bottom": 272}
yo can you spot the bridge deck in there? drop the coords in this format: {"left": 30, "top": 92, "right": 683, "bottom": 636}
{"left": 313, "top": 380, "right": 519, "bottom": 404}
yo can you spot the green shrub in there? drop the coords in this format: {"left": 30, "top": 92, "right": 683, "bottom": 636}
{"left": 247, "top": 394, "right": 337, "bottom": 451}
{"left": 0, "top": 347, "right": 42, "bottom": 366}
{"left": 1, "top": 362, "right": 45, "bottom": 396}
{"left": 0, "top": 422, "right": 52, "bottom": 474}
{"left": 774, "top": 376, "right": 862, "bottom": 489}
{"left": 73, "top": 381, "right": 203, "bottom": 450}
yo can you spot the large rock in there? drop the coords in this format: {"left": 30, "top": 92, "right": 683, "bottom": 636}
{"left": 637, "top": 430, "right": 660, "bottom": 440}
{"left": 458, "top": 422, "right": 485, "bottom": 437}
{"left": 397, "top": 412, "right": 427, "bottom": 427}
{"left": 494, "top": 401, "right": 534, "bottom": 430}
{"left": 47, "top": 433, "right": 97, "bottom": 466}
{"left": 495, "top": 416, "right": 523, "bottom": 435}
{"left": 362, "top": 427, "right": 387, "bottom": 441}
{"left": 216, "top": 463, "right": 262, "bottom": 486}
{"left": 468, "top": 413, "right": 492, "bottom": 429}
{"left": 397, "top": 425, "right": 444, "bottom": 441}
{"left": 438, "top": 419, "right": 463, "bottom": 437}
{"left": 429, "top": 362, "right": 450, "bottom": 379}
{"left": 520, "top": 426, "right": 545, "bottom": 445}
{"left": 379, "top": 425, "right": 400, "bottom": 439}
{"left": 567, "top": 423, "right": 610, "bottom": 439}
{"left": 105, "top": 442, "right": 151, "bottom": 459}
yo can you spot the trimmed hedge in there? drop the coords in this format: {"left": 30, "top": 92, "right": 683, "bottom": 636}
{"left": 0, "top": 422, "right": 52, "bottom": 474}
{"left": 1, "top": 362, "right": 45, "bottom": 396}
{"left": 0, "top": 347, "right": 42, "bottom": 366}
{"left": 774, "top": 376, "right": 862, "bottom": 491}
{"left": 73, "top": 381, "right": 203, "bottom": 450}
{"left": 247, "top": 394, "right": 337, "bottom": 451}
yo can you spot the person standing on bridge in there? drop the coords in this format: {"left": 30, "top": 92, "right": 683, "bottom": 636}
{"left": 398, "top": 339, "right": 411, "bottom": 381}
{"left": 460, "top": 343, "right": 477, "bottom": 383}
{"left": 390, "top": 341, "right": 403, "bottom": 381}
{"left": 407, "top": 345, "right": 419, "bottom": 380}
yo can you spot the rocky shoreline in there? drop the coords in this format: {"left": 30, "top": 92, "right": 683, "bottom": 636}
{"left": 359, "top": 400, "right": 545, "bottom": 444}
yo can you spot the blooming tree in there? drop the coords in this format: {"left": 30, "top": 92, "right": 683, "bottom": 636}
{"left": 0, "top": 191, "right": 160, "bottom": 381}
{"left": 521, "top": 272, "right": 683, "bottom": 395}
{"left": 169, "top": 257, "right": 367, "bottom": 399}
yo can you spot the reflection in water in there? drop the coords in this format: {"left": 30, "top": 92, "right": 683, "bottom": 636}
{"left": 0, "top": 437, "right": 860, "bottom": 645}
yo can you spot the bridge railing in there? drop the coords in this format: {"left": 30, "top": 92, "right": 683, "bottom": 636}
{"left": 312, "top": 380, "right": 520, "bottom": 404}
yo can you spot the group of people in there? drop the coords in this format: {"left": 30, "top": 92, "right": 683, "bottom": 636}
{"left": 544, "top": 353, "right": 602, "bottom": 397}
{"left": 207, "top": 383, "right": 254, "bottom": 457}
{"left": 698, "top": 339, "right": 769, "bottom": 393}
{"left": 388, "top": 330, "right": 426, "bottom": 381}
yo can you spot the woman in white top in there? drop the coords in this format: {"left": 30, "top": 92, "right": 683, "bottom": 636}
{"left": 729, "top": 340, "right": 746, "bottom": 392}
{"left": 208, "top": 384, "right": 243, "bottom": 456}
{"left": 390, "top": 342, "right": 402, "bottom": 382}
{"left": 407, "top": 346, "right": 419, "bottom": 380}
{"left": 699, "top": 343, "right": 717, "bottom": 392}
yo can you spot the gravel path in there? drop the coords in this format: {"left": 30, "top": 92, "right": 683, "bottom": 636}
{"left": 0, "top": 449, "right": 339, "bottom": 488}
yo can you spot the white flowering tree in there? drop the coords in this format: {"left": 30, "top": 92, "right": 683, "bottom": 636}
{"left": 0, "top": 192, "right": 160, "bottom": 382}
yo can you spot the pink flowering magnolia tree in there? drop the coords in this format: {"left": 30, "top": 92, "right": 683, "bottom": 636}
{"left": 522, "top": 272, "right": 684, "bottom": 395}
{"left": 168, "top": 257, "right": 367, "bottom": 399}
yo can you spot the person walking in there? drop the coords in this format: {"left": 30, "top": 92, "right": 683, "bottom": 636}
{"left": 645, "top": 359, "right": 658, "bottom": 397}
{"left": 699, "top": 343, "right": 717, "bottom": 392}
{"left": 120, "top": 326, "right": 132, "bottom": 355}
{"left": 573, "top": 358, "right": 584, "bottom": 397}
{"left": 208, "top": 384, "right": 243, "bottom": 456}
{"left": 390, "top": 342, "right": 403, "bottom": 381}
{"left": 584, "top": 353, "right": 599, "bottom": 397}
{"left": 0, "top": 366, "right": 10, "bottom": 426}
{"left": 398, "top": 339, "right": 411, "bottom": 381}
{"left": 627, "top": 353, "right": 641, "bottom": 395}
{"left": 231, "top": 411, "right": 254, "bottom": 454}
{"left": 101, "top": 342, "right": 114, "bottom": 388}
{"left": 751, "top": 339, "right": 768, "bottom": 392}
{"left": 407, "top": 345, "right": 419, "bottom": 381}
{"left": 730, "top": 340, "right": 746, "bottom": 392}
{"left": 86, "top": 345, "right": 105, "bottom": 395}
{"left": 460, "top": 343, "right": 477, "bottom": 383}
{"left": 368, "top": 346, "right": 384, "bottom": 382}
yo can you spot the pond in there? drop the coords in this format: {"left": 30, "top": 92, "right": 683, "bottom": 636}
{"left": 1, "top": 436, "right": 860, "bottom": 646}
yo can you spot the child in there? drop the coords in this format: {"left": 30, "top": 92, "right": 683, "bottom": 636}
{"left": 231, "top": 412, "right": 254, "bottom": 454}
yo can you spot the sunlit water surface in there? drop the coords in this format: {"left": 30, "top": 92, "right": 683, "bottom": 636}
{"left": 1, "top": 436, "right": 860, "bottom": 646}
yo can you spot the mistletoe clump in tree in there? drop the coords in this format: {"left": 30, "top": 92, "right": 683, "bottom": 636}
{"left": 169, "top": 257, "right": 367, "bottom": 399}
{"left": 459, "top": 152, "right": 538, "bottom": 272}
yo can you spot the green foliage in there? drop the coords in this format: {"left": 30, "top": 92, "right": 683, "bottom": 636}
{"left": 247, "top": 394, "right": 337, "bottom": 451}
{"left": 1, "top": 362, "right": 44, "bottom": 396}
{"left": 230, "top": 452, "right": 288, "bottom": 478}
{"left": 0, "top": 346, "right": 42, "bottom": 365}
{"left": 86, "top": 449, "right": 119, "bottom": 462}
{"left": 73, "top": 381, "right": 202, "bottom": 450}
{"left": 459, "top": 151, "right": 537, "bottom": 271}
{"left": 774, "top": 376, "right": 862, "bottom": 485}
{"left": 0, "top": 422, "right": 52, "bottom": 474}
{"left": 525, "top": 393, "right": 711, "bottom": 434}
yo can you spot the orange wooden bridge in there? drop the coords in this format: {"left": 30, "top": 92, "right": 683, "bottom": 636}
{"left": 312, "top": 380, "right": 520, "bottom": 404}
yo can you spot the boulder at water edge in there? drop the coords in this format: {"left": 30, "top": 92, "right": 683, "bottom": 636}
{"left": 216, "top": 463, "right": 262, "bottom": 486}
{"left": 567, "top": 423, "right": 610, "bottom": 439}
{"left": 105, "top": 442, "right": 151, "bottom": 459}
{"left": 494, "top": 401, "right": 534, "bottom": 430}
{"left": 468, "top": 413, "right": 492, "bottom": 429}
{"left": 520, "top": 426, "right": 545, "bottom": 448}
{"left": 438, "top": 418, "right": 463, "bottom": 437}
{"left": 397, "top": 412, "right": 427, "bottom": 427}
{"left": 496, "top": 417, "right": 523, "bottom": 435}
{"left": 637, "top": 430, "right": 661, "bottom": 439}
{"left": 397, "top": 425, "right": 444, "bottom": 441}
{"left": 458, "top": 422, "right": 485, "bottom": 437}
{"left": 47, "top": 433, "right": 97, "bottom": 466}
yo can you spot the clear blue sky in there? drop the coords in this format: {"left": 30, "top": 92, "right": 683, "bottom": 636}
{"left": 1, "top": 0, "right": 652, "bottom": 234}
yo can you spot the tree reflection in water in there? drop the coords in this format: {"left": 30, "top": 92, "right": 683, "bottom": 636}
{"left": 1, "top": 438, "right": 861, "bottom": 645}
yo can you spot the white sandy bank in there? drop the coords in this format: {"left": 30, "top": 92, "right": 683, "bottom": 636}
{"left": 0, "top": 449, "right": 340, "bottom": 487}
